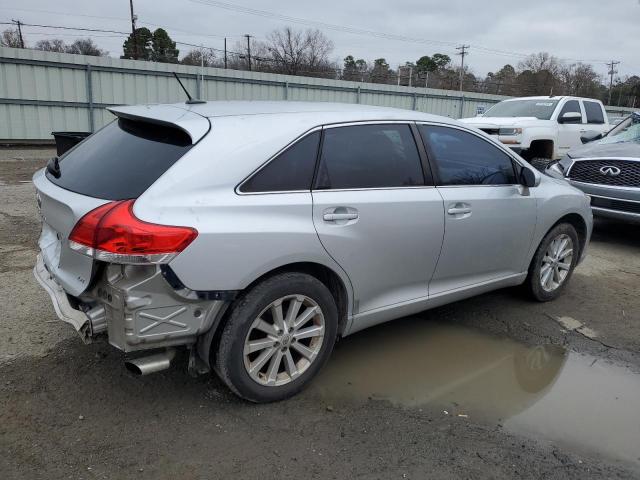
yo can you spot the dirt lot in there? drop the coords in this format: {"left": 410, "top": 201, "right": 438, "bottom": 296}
{"left": 1, "top": 148, "right": 639, "bottom": 479}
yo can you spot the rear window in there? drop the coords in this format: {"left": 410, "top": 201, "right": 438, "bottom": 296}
{"left": 46, "top": 118, "right": 193, "bottom": 200}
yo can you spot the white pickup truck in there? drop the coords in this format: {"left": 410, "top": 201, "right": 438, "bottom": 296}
{"left": 461, "top": 96, "right": 610, "bottom": 169}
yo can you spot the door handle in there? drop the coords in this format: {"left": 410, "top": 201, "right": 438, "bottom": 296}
{"left": 323, "top": 212, "right": 359, "bottom": 221}
{"left": 447, "top": 207, "right": 471, "bottom": 215}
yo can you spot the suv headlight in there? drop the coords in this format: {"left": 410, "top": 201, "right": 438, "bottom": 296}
{"left": 498, "top": 128, "right": 523, "bottom": 135}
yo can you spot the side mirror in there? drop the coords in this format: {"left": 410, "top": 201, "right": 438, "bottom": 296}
{"left": 558, "top": 112, "right": 582, "bottom": 124}
{"left": 580, "top": 131, "right": 603, "bottom": 144}
{"left": 520, "top": 167, "right": 537, "bottom": 188}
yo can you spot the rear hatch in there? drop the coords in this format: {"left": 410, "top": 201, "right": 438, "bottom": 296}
{"left": 34, "top": 104, "right": 210, "bottom": 296}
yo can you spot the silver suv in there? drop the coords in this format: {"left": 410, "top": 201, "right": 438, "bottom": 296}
{"left": 34, "top": 101, "right": 592, "bottom": 402}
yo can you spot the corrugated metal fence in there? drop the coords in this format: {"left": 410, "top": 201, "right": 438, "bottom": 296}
{"left": 0, "top": 46, "right": 636, "bottom": 142}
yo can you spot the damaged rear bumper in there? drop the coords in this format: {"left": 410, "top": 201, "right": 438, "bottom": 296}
{"left": 34, "top": 253, "right": 92, "bottom": 341}
{"left": 34, "top": 253, "right": 229, "bottom": 355}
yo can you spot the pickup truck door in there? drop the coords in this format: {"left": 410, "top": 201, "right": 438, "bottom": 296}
{"left": 556, "top": 99, "right": 586, "bottom": 157}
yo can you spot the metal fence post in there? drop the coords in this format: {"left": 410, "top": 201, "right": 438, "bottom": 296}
{"left": 284, "top": 81, "right": 289, "bottom": 100}
{"left": 356, "top": 86, "right": 361, "bottom": 104}
{"left": 85, "top": 64, "right": 94, "bottom": 132}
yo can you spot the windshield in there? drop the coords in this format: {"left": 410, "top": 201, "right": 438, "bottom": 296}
{"left": 599, "top": 113, "right": 640, "bottom": 144}
{"left": 483, "top": 99, "right": 559, "bottom": 120}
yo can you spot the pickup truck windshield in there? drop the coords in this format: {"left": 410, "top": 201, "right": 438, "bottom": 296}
{"left": 483, "top": 100, "right": 559, "bottom": 120}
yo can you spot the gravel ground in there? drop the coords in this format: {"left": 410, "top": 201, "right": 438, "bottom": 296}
{"left": 1, "top": 148, "right": 639, "bottom": 479}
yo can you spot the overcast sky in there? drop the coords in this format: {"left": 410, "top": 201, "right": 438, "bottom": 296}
{"left": 1, "top": 0, "right": 639, "bottom": 79}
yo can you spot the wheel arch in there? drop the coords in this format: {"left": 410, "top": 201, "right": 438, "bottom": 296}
{"left": 200, "top": 261, "right": 353, "bottom": 368}
{"left": 240, "top": 261, "right": 352, "bottom": 336}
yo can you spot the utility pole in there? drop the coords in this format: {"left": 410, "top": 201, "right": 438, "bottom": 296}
{"left": 397, "top": 65, "right": 401, "bottom": 86}
{"left": 244, "top": 34, "right": 252, "bottom": 71}
{"left": 11, "top": 19, "right": 24, "bottom": 48}
{"left": 606, "top": 60, "right": 620, "bottom": 105}
{"left": 408, "top": 66, "right": 413, "bottom": 87}
{"left": 129, "top": 0, "right": 139, "bottom": 60}
{"left": 456, "top": 44, "right": 470, "bottom": 92}
{"left": 224, "top": 37, "right": 227, "bottom": 69}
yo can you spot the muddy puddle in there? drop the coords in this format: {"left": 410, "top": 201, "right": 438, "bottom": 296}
{"left": 311, "top": 318, "right": 640, "bottom": 466}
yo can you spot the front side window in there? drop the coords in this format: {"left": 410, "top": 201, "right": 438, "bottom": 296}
{"left": 419, "top": 125, "right": 517, "bottom": 186}
{"left": 558, "top": 100, "right": 583, "bottom": 123}
{"left": 314, "top": 124, "right": 424, "bottom": 190}
{"left": 584, "top": 101, "right": 605, "bottom": 124}
{"left": 241, "top": 131, "right": 320, "bottom": 192}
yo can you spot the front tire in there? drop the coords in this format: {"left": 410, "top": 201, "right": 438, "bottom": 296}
{"left": 526, "top": 223, "right": 580, "bottom": 302}
{"left": 215, "top": 272, "right": 338, "bottom": 403}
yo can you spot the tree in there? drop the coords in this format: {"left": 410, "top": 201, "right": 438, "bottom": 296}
{"left": 370, "top": 58, "right": 391, "bottom": 83}
{"left": 1, "top": 28, "right": 24, "bottom": 48}
{"left": 151, "top": 28, "right": 179, "bottom": 63}
{"left": 35, "top": 38, "right": 106, "bottom": 56}
{"left": 122, "top": 27, "right": 153, "bottom": 60}
{"left": 343, "top": 55, "right": 367, "bottom": 81}
{"left": 181, "top": 49, "right": 216, "bottom": 67}
{"left": 264, "top": 27, "right": 334, "bottom": 76}
{"left": 35, "top": 39, "right": 67, "bottom": 53}
{"left": 66, "top": 38, "right": 107, "bottom": 56}
{"left": 431, "top": 53, "right": 451, "bottom": 69}
{"left": 416, "top": 55, "right": 437, "bottom": 75}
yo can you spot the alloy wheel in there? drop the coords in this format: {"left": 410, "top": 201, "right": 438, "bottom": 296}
{"left": 540, "top": 233, "right": 574, "bottom": 292}
{"left": 243, "top": 295, "right": 325, "bottom": 386}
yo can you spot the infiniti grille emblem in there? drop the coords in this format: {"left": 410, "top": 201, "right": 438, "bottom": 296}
{"left": 599, "top": 166, "right": 621, "bottom": 177}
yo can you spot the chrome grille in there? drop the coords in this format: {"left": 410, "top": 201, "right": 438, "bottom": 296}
{"left": 568, "top": 159, "right": 640, "bottom": 187}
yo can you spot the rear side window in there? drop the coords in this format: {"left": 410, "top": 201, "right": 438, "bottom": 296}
{"left": 241, "top": 131, "right": 320, "bottom": 192}
{"left": 419, "top": 125, "right": 517, "bottom": 186}
{"left": 47, "top": 119, "right": 192, "bottom": 200}
{"left": 314, "top": 124, "right": 424, "bottom": 190}
{"left": 584, "top": 101, "right": 605, "bottom": 124}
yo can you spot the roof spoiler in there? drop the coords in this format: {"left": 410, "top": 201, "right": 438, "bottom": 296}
{"left": 107, "top": 105, "right": 210, "bottom": 143}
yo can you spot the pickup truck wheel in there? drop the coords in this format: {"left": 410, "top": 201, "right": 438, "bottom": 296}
{"left": 527, "top": 223, "right": 579, "bottom": 302}
{"left": 215, "top": 272, "right": 338, "bottom": 403}
{"left": 529, "top": 157, "right": 553, "bottom": 171}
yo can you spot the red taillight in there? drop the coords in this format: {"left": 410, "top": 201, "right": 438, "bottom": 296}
{"left": 68, "top": 200, "right": 198, "bottom": 264}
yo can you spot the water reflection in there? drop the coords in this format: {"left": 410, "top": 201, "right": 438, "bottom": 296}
{"left": 313, "top": 319, "right": 566, "bottom": 420}
{"left": 312, "top": 318, "right": 640, "bottom": 466}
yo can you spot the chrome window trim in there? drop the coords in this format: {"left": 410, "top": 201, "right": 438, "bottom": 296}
{"left": 237, "top": 120, "right": 433, "bottom": 195}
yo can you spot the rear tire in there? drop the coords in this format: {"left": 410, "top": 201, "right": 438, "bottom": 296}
{"left": 526, "top": 223, "right": 580, "bottom": 302}
{"left": 215, "top": 272, "right": 338, "bottom": 403}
